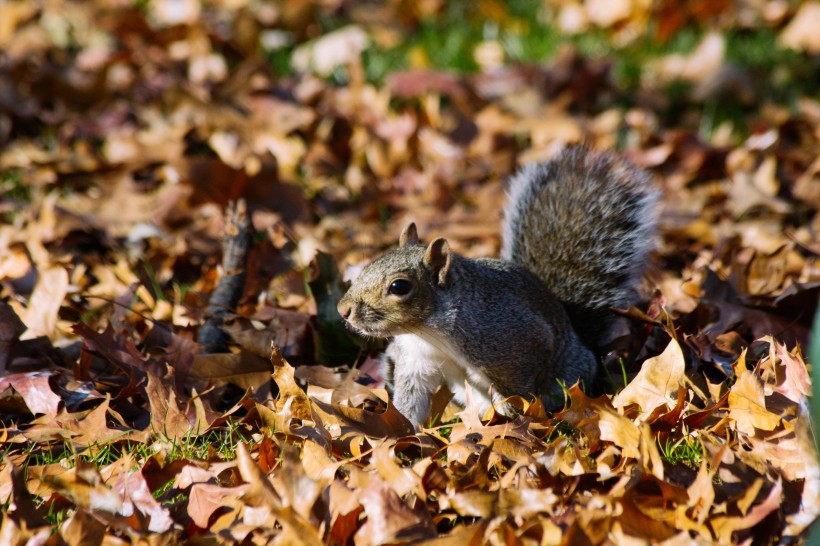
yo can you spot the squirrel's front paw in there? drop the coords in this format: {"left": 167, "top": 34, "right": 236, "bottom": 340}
{"left": 392, "top": 386, "right": 432, "bottom": 428}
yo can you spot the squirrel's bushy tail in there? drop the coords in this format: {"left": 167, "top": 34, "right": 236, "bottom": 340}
{"left": 501, "top": 145, "right": 659, "bottom": 349}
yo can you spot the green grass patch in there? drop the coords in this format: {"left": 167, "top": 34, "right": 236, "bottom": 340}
{"left": 1, "top": 169, "right": 30, "bottom": 223}
{"left": 658, "top": 434, "right": 703, "bottom": 469}
{"left": 159, "top": 420, "right": 256, "bottom": 462}
{"left": 17, "top": 420, "right": 257, "bottom": 482}
{"left": 14, "top": 419, "right": 260, "bottom": 529}
{"left": 265, "top": 0, "right": 815, "bottom": 135}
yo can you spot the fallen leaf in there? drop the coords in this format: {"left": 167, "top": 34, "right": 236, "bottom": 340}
{"left": 20, "top": 266, "right": 68, "bottom": 341}
{"left": 613, "top": 338, "right": 686, "bottom": 420}
{"left": 188, "top": 483, "right": 247, "bottom": 528}
{"left": 0, "top": 372, "right": 61, "bottom": 417}
{"left": 146, "top": 363, "right": 197, "bottom": 438}
{"left": 354, "top": 477, "right": 436, "bottom": 544}
{"left": 59, "top": 508, "right": 109, "bottom": 546}
{"left": 271, "top": 345, "right": 314, "bottom": 423}
{"left": 779, "top": 1, "right": 820, "bottom": 53}
{"left": 728, "top": 370, "right": 781, "bottom": 434}
{"left": 292, "top": 26, "right": 369, "bottom": 77}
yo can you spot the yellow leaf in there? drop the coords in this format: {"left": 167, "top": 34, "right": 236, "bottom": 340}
{"left": 20, "top": 266, "right": 68, "bottom": 341}
{"left": 613, "top": 338, "right": 685, "bottom": 420}
{"left": 728, "top": 370, "right": 781, "bottom": 434}
{"left": 780, "top": 2, "right": 820, "bottom": 54}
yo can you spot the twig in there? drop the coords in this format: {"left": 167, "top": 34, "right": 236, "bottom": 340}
{"left": 198, "top": 199, "right": 253, "bottom": 353}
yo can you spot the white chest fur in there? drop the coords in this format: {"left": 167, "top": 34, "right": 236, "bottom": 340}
{"left": 388, "top": 332, "right": 499, "bottom": 420}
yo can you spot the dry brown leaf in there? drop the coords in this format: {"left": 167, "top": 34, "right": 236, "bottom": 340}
{"left": 271, "top": 447, "right": 327, "bottom": 522}
{"left": 111, "top": 470, "right": 175, "bottom": 533}
{"left": 354, "top": 477, "right": 436, "bottom": 545}
{"left": 556, "top": 385, "right": 615, "bottom": 451}
{"left": 59, "top": 508, "right": 109, "bottom": 546}
{"left": 292, "top": 26, "right": 369, "bottom": 77}
{"left": 20, "top": 265, "right": 68, "bottom": 341}
{"left": 759, "top": 337, "right": 812, "bottom": 402}
{"left": 312, "top": 397, "right": 416, "bottom": 438}
{"left": 146, "top": 364, "right": 197, "bottom": 438}
{"left": 371, "top": 442, "right": 422, "bottom": 498}
{"left": 271, "top": 345, "right": 314, "bottom": 423}
{"left": 0, "top": 301, "right": 26, "bottom": 372}
{"left": 779, "top": 1, "right": 820, "bottom": 53}
{"left": 328, "top": 479, "right": 365, "bottom": 545}
{"left": 45, "top": 459, "right": 175, "bottom": 534}
{"left": 187, "top": 483, "right": 248, "bottom": 529}
{"left": 235, "top": 442, "right": 325, "bottom": 546}
{"left": 5, "top": 463, "right": 48, "bottom": 528}
{"left": 190, "top": 350, "right": 273, "bottom": 391}
{"left": 0, "top": 372, "right": 61, "bottom": 417}
{"left": 728, "top": 368, "right": 781, "bottom": 434}
{"left": 613, "top": 338, "right": 686, "bottom": 419}
{"left": 711, "top": 478, "right": 783, "bottom": 541}
{"left": 300, "top": 438, "right": 342, "bottom": 482}
{"left": 598, "top": 408, "right": 642, "bottom": 459}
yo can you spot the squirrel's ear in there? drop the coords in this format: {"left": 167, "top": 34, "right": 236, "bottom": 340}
{"left": 424, "top": 238, "right": 451, "bottom": 286}
{"left": 399, "top": 223, "right": 419, "bottom": 246}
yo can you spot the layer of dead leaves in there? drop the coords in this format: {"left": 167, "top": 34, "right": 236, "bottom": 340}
{"left": 0, "top": 0, "right": 818, "bottom": 544}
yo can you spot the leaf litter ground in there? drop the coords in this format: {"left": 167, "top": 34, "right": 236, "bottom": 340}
{"left": 0, "top": 1, "right": 818, "bottom": 544}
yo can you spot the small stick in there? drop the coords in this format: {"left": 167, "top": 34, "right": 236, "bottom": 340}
{"left": 197, "top": 199, "right": 253, "bottom": 354}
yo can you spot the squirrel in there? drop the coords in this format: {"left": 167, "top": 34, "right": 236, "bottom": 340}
{"left": 337, "top": 145, "right": 659, "bottom": 426}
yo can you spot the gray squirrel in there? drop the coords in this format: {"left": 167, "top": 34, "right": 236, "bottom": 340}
{"left": 337, "top": 146, "right": 659, "bottom": 426}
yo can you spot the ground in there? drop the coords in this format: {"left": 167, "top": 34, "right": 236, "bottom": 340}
{"left": 0, "top": 0, "right": 819, "bottom": 544}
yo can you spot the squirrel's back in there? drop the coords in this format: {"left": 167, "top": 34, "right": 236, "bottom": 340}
{"left": 501, "top": 146, "right": 659, "bottom": 349}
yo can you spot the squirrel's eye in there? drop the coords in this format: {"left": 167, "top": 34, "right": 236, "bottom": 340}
{"left": 388, "top": 279, "right": 413, "bottom": 296}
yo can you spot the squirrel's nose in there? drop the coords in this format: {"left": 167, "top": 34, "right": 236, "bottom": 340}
{"left": 337, "top": 299, "right": 352, "bottom": 320}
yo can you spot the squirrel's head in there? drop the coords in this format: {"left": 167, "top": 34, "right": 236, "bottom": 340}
{"left": 337, "top": 223, "right": 452, "bottom": 338}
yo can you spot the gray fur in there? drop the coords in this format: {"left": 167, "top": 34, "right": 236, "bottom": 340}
{"left": 502, "top": 146, "right": 659, "bottom": 347}
{"left": 337, "top": 146, "right": 659, "bottom": 426}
